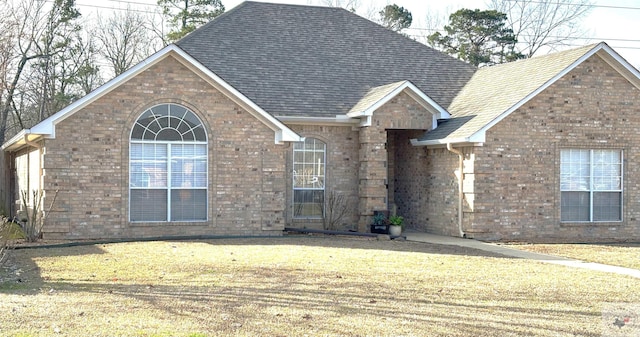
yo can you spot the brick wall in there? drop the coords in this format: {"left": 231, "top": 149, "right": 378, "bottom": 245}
{"left": 469, "top": 55, "right": 640, "bottom": 242}
{"left": 287, "top": 125, "right": 360, "bottom": 230}
{"left": 358, "top": 91, "right": 434, "bottom": 230}
{"left": 393, "top": 141, "right": 463, "bottom": 237}
{"left": 42, "top": 55, "right": 287, "bottom": 239}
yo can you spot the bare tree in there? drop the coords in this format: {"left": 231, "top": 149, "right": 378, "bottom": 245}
{"left": 316, "top": 0, "right": 360, "bottom": 12}
{"left": 0, "top": 0, "right": 81, "bottom": 144}
{"left": 69, "top": 30, "right": 102, "bottom": 96}
{"left": 314, "top": 0, "right": 377, "bottom": 20}
{"left": 0, "top": 6, "right": 18, "bottom": 136}
{"left": 323, "top": 191, "right": 353, "bottom": 231}
{"left": 488, "top": 0, "right": 594, "bottom": 57}
{"left": 96, "top": 8, "right": 154, "bottom": 77}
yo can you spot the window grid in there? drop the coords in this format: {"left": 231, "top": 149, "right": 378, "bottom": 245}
{"left": 293, "top": 138, "right": 326, "bottom": 218}
{"left": 129, "top": 104, "right": 207, "bottom": 222}
{"left": 560, "top": 149, "right": 622, "bottom": 222}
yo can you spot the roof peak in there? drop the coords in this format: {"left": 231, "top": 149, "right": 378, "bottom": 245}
{"left": 176, "top": 0, "right": 475, "bottom": 117}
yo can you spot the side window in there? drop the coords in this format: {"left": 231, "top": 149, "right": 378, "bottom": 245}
{"left": 129, "top": 103, "right": 208, "bottom": 222}
{"left": 560, "top": 149, "right": 622, "bottom": 222}
{"left": 293, "top": 138, "right": 325, "bottom": 218}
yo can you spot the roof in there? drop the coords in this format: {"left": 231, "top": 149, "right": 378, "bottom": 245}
{"left": 414, "top": 42, "right": 640, "bottom": 145}
{"left": 2, "top": 45, "right": 303, "bottom": 151}
{"left": 347, "top": 80, "right": 450, "bottom": 127}
{"left": 176, "top": 1, "right": 476, "bottom": 118}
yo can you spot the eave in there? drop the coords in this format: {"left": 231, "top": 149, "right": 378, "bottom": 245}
{"left": 3, "top": 44, "right": 302, "bottom": 151}
{"left": 347, "top": 80, "right": 450, "bottom": 129}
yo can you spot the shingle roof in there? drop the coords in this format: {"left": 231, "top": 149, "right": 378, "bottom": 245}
{"left": 349, "top": 81, "right": 408, "bottom": 115}
{"left": 418, "top": 44, "right": 599, "bottom": 143}
{"left": 176, "top": 1, "right": 476, "bottom": 117}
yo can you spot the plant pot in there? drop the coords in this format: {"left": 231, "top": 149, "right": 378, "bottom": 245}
{"left": 370, "top": 224, "right": 389, "bottom": 234}
{"left": 388, "top": 225, "right": 402, "bottom": 236}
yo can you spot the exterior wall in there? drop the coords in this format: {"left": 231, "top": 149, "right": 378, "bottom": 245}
{"left": 42, "top": 55, "right": 287, "bottom": 239}
{"left": 469, "top": 55, "right": 640, "bottom": 242}
{"left": 12, "top": 145, "right": 43, "bottom": 216}
{"left": 287, "top": 125, "right": 360, "bottom": 230}
{"left": 358, "top": 91, "right": 434, "bottom": 230}
{"left": 392, "top": 138, "right": 466, "bottom": 237}
{"left": 0, "top": 151, "right": 10, "bottom": 217}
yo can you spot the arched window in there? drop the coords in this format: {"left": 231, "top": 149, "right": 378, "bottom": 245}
{"left": 129, "top": 103, "right": 207, "bottom": 222}
{"left": 293, "top": 138, "right": 325, "bottom": 218}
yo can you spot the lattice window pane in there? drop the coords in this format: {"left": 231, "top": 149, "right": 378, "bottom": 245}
{"left": 130, "top": 104, "right": 208, "bottom": 222}
{"left": 171, "top": 189, "right": 207, "bottom": 221}
{"left": 293, "top": 190, "right": 324, "bottom": 218}
{"left": 593, "top": 192, "right": 621, "bottom": 221}
{"left": 560, "top": 191, "right": 589, "bottom": 222}
{"left": 293, "top": 138, "right": 325, "bottom": 218}
{"left": 130, "top": 190, "right": 168, "bottom": 222}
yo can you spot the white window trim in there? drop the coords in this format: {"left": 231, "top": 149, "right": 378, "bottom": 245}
{"left": 129, "top": 104, "right": 208, "bottom": 223}
{"left": 293, "top": 138, "right": 326, "bottom": 219}
{"left": 129, "top": 140, "right": 208, "bottom": 223}
{"left": 560, "top": 149, "right": 623, "bottom": 223}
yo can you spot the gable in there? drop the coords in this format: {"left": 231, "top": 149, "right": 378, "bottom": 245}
{"left": 2, "top": 45, "right": 302, "bottom": 152}
{"left": 487, "top": 54, "right": 640, "bottom": 141}
{"left": 346, "top": 81, "right": 449, "bottom": 128}
{"left": 412, "top": 42, "right": 640, "bottom": 147}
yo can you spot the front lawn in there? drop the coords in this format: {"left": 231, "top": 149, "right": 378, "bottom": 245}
{"left": 1, "top": 236, "right": 638, "bottom": 336}
{"left": 513, "top": 243, "right": 640, "bottom": 270}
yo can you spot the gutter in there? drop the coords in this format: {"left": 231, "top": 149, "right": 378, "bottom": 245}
{"left": 276, "top": 115, "right": 360, "bottom": 126}
{"left": 446, "top": 143, "right": 466, "bottom": 238}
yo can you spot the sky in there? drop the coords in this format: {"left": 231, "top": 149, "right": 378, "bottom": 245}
{"left": 79, "top": 0, "right": 640, "bottom": 68}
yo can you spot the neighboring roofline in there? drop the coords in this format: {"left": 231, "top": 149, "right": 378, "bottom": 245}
{"left": 277, "top": 115, "right": 361, "bottom": 126}
{"left": 347, "top": 80, "right": 451, "bottom": 128}
{"left": 466, "top": 42, "right": 640, "bottom": 141}
{"left": 5, "top": 44, "right": 302, "bottom": 150}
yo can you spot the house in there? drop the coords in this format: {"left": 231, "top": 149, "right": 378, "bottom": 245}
{"left": 2, "top": 1, "right": 640, "bottom": 242}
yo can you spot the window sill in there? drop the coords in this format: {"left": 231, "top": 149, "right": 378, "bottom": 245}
{"left": 130, "top": 220, "right": 209, "bottom": 227}
{"left": 560, "top": 221, "right": 623, "bottom": 227}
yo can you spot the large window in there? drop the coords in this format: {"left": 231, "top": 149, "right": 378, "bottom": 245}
{"left": 293, "top": 138, "right": 325, "bottom": 218}
{"left": 130, "top": 104, "right": 207, "bottom": 222}
{"left": 560, "top": 149, "right": 622, "bottom": 222}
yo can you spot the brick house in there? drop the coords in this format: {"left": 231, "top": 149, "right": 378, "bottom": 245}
{"left": 2, "top": 2, "right": 640, "bottom": 242}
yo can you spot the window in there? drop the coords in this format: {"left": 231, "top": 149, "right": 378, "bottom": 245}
{"left": 130, "top": 104, "right": 207, "bottom": 222}
{"left": 15, "top": 149, "right": 40, "bottom": 208}
{"left": 560, "top": 149, "right": 622, "bottom": 222}
{"left": 293, "top": 138, "right": 325, "bottom": 218}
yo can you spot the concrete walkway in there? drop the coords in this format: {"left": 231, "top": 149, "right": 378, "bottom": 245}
{"left": 405, "top": 231, "right": 640, "bottom": 279}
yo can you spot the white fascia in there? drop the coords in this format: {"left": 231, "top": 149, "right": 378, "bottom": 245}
{"left": 30, "top": 45, "right": 182, "bottom": 138}
{"left": 1, "top": 129, "right": 28, "bottom": 151}
{"left": 347, "top": 81, "right": 450, "bottom": 128}
{"left": 410, "top": 132, "right": 485, "bottom": 147}
{"left": 172, "top": 47, "right": 302, "bottom": 143}
{"left": 412, "top": 43, "right": 639, "bottom": 148}
{"left": 24, "top": 44, "right": 302, "bottom": 145}
{"left": 469, "top": 42, "right": 635, "bottom": 140}
{"left": 276, "top": 115, "right": 360, "bottom": 126}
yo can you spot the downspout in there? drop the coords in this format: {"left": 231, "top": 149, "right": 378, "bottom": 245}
{"left": 446, "top": 143, "right": 466, "bottom": 238}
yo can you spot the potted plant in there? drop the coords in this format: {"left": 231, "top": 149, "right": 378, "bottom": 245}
{"left": 388, "top": 215, "right": 404, "bottom": 236}
{"left": 370, "top": 212, "right": 389, "bottom": 234}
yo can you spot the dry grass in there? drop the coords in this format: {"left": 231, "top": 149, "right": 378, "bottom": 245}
{"left": 1, "top": 236, "right": 639, "bottom": 337}
{"left": 514, "top": 243, "right": 640, "bottom": 270}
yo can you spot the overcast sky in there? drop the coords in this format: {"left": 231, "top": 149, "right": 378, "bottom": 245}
{"left": 81, "top": 0, "right": 640, "bottom": 68}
